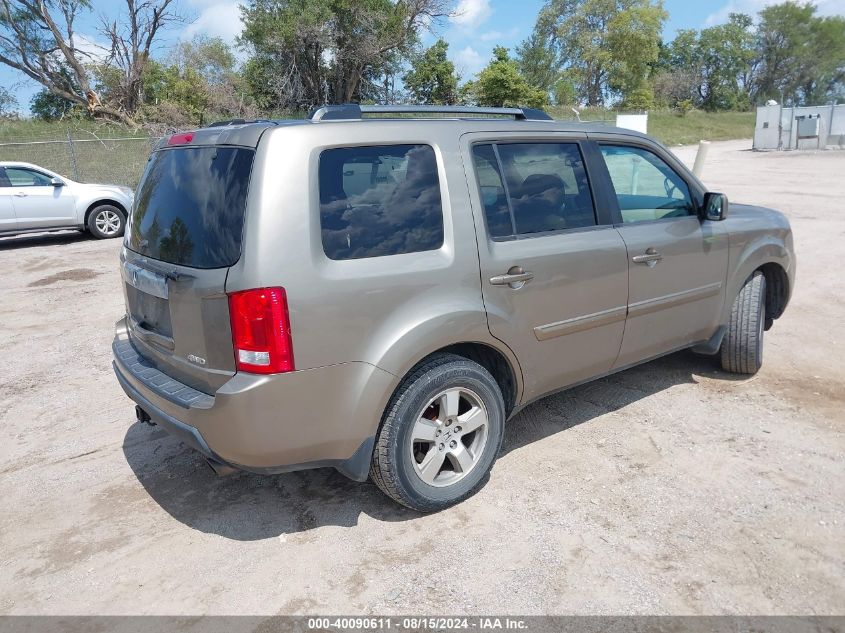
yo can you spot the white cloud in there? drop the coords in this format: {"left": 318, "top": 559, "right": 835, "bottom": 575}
{"left": 451, "top": 45, "right": 485, "bottom": 76}
{"left": 74, "top": 33, "right": 110, "bottom": 64}
{"left": 705, "top": 0, "right": 845, "bottom": 25}
{"left": 183, "top": 0, "right": 243, "bottom": 43}
{"left": 450, "top": 0, "right": 493, "bottom": 29}
{"left": 479, "top": 27, "right": 520, "bottom": 42}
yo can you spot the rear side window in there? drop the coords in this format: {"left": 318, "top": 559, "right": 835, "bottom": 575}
{"left": 471, "top": 142, "right": 596, "bottom": 238}
{"left": 319, "top": 144, "right": 444, "bottom": 260}
{"left": 128, "top": 147, "right": 254, "bottom": 269}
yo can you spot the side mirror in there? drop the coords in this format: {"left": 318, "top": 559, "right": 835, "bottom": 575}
{"left": 50, "top": 177, "right": 64, "bottom": 187}
{"left": 702, "top": 192, "right": 728, "bottom": 221}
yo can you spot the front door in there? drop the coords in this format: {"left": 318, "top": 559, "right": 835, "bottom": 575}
{"left": 0, "top": 169, "right": 17, "bottom": 232}
{"left": 596, "top": 142, "right": 730, "bottom": 368}
{"left": 4, "top": 167, "right": 76, "bottom": 229}
{"left": 463, "top": 135, "right": 629, "bottom": 403}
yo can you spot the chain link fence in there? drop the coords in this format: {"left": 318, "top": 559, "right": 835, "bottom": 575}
{"left": 0, "top": 110, "right": 621, "bottom": 191}
{"left": 0, "top": 125, "right": 160, "bottom": 188}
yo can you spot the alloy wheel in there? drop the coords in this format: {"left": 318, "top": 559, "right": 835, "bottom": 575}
{"left": 95, "top": 209, "right": 122, "bottom": 236}
{"left": 409, "top": 387, "right": 489, "bottom": 488}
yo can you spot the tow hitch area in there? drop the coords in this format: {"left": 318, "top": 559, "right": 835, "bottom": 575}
{"left": 135, "top": 405, "right": 155, "bottom": 426}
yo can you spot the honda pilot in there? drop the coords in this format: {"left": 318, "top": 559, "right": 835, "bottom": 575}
{"left": 113, "top": 105, "right": 795, "bottom": 511}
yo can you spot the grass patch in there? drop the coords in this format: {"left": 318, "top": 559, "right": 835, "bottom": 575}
{"left": 547, "top": 106, "right": 755, "bottom": 146}
{"left": 0, "top": 110, "right": 755, "bottom": 186}
{"left": 648, "top": 110, "right": 755, "bottom": 145}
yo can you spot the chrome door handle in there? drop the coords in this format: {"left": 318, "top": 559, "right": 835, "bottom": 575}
{"left": 490, "top": 267, "right": 534, "bottom": 288}
{"left": 632, "top": 248, "right": 663, "bottom": 265}
{"left": 14, "top": 192, "right": 27, "bottom": 197}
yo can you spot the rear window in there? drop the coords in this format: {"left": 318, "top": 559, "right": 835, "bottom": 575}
{"left": 318, "top": 144, "right": 444, "bottom": 260}
{"left": 127, "top": 146, "right": 254, "bottom": 269}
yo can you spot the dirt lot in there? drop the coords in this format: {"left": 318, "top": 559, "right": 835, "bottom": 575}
{"left": 0, "top": 139, "right": 843, "bottom": 615}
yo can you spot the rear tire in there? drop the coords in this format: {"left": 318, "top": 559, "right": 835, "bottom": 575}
{"left": 720, "top": 271, "right": 766, "bottom": 374}
{"left": 370, "top": 353, "right": 505, "bottom": 512}
{"left": 87, "top": 205, "right": 125, "bottom": 239}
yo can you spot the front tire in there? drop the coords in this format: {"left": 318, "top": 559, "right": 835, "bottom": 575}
{"left": 370, "top": 353, "right": 505, "bottom": 512}
{"left": 87, "top": 205, "right": 125, "bottom": 239}
{"left": 720, "top": 271, "right": 766, "bottom": 374}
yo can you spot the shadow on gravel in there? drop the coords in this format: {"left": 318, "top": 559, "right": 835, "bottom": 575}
{"left": 500, "top": 349, "right": 745, "bottom": 457}
{"left": 0, "top": 230, "right": 89, "bottom": 250}
{"left": 123, "top": 349, "right": 745, "bottom": 541}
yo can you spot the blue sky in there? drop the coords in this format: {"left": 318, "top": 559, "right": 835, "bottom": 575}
{"left": 3, "top": 0, "right": 845, "bottom": 113}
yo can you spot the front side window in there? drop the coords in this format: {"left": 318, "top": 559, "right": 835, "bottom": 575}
{"left": 319, "top": 144, "right": 444, "bottom": 260}
{"left": 600, "top": 145, "right": 694, "bottom": 223}
{"left": 471, "top": 142, "right": 596, "bottom": 238}
{"left": 4, "top": 167, "right": 52, "bottom": 187}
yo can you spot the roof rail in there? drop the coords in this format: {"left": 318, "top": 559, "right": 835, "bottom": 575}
{"left": 308, "top": 104, "right": 553, "bottom": 121}
{"left": 206, "top": 118, "right": 277, "bottom": 127}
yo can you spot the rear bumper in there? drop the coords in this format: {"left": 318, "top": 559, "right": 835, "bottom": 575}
{"left": 112, "top": 320, "right": 395, "bottom": 481}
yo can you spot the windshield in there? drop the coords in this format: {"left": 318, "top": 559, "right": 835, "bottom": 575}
{"left": 127, "top": 146, "right": 255, "bottom": 269}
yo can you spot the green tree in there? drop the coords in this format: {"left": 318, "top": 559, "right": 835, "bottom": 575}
{"left": 801, "top": 14, "right": 845, "bottom": 104}
{"left": 515, "top": 12, "right": 560, "bottom": 99}
{"left": 470, "top": 46, "right": 548, "bottom": 109}
{"left": 660, "top": 28, "right": 700, "bottom": 71}
{"left": 30, "top": 65, "right": 84, "bottom": 120}
{"left": 172, "top": 36, "right": 237, "bottom": 86}
{"left": 697, "top": 13, "right": 755, "bottom": 110}
{"left": 553, "top": 72, "right": 578, "bottom": 105}
{"left": 138, "top": 59, "right": 211, "bottom": 124}
{"left": 170, "top": 36, "right": 255, "bottom": 120}
{"left": 0, "top": 85, "right": 17, "bottom": 116}
{"left": 533, "top": 0, "right": 666, "bottom": 106}
{"left": 653, "top": 28, "right": 702, "bottom": 108}
{"left": 606, "top": 0, "right": 666, "bottom": 106}
{"left": 755, "top": 2, "right": 845, "bottom": 105}
{"left": 239, "top": 0, "right": 448, "bottom": 110}
{"left": 30, "top": 89, "right": 78, "bottom": 120}
{"left": 403, "top": 39, "right": 458, "bottom": 104}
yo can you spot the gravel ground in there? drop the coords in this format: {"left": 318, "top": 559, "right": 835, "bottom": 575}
{"left": 0, "top": 139, "right": 843, "bottom": 615}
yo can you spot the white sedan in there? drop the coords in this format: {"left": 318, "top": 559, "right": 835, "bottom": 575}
{"left": 0, "top": 162, "right": 135, "bottom": 239}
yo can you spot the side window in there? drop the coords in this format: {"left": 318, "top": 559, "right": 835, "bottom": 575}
{"left": 470, "top": 145, "right": 512, "bottom": 238}
{"left": 4, "top": 167, "right": 52, "bottom": 187}
{"left": 319, "top": 144, "right": 444, "bottom": 260}
{"left": 0, "top": 168, "right": 11, "bottom": 188}
{"left": 471, "top": 142, "right": 596, "bottom": 238}
{"left": 600, "top": 145, "right": 694, "bottom": 223}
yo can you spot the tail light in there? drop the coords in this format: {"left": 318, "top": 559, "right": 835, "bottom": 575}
{"left": 228, "top": 288, "right": 294, "bottom": 374}
{"left": 167, "top": 132, "right": 194, "bottom": 145}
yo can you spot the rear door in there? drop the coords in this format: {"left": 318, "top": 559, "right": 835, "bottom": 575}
{"left": 122, "top": 144, "right": 255, "bottom": 394}
{"left": 593, "top": 140, "right": 729, "bottom": 368}
{"left": 462, "top": 133, "right": 629, "bottom": 402}
{"left": 5, "top": 166, "right": 75, "bottom": 229}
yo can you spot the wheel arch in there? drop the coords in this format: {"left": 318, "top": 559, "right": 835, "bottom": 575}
{"left": 428, "top": 342, "right": 519, "bottom": 417}
{"left": 722, "top": 236, "right": 793, "bottom": 325}
{"left": 757, "top": 261, "right": 790, "bottom": 322}
{"left": 377, "top": 334, "right": 523, "bottom": 424}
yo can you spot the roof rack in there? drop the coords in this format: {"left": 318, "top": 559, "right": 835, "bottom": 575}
{"left": 308, "top": 104, "right": 553, "bottom": 121}
{"left": 206, "top": 118, "right": 277, "bottom": 127}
